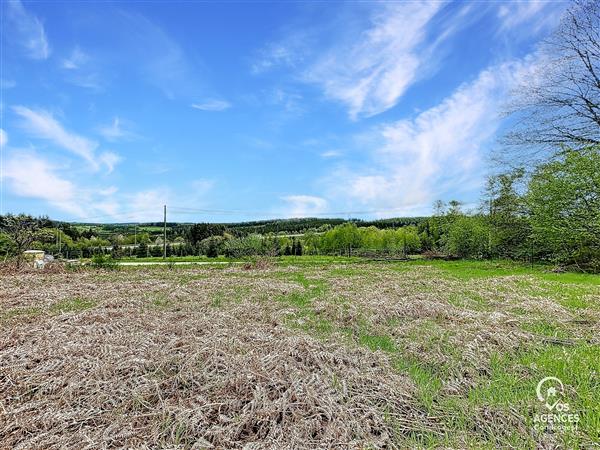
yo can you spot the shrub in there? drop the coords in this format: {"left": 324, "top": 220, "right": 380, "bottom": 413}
{"left": 91, "top": 254, "right": 119, "bottom": 270}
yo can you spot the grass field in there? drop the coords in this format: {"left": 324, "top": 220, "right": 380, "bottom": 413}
{"left": 1, "top": 258, "right": 599, "bottom": 448}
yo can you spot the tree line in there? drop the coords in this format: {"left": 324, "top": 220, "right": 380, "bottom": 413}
{"left": 1, "top": 1, "right": 598, "bottom": 271}
{"left": 1, "top": 143, "right": 599, "bottom": 270}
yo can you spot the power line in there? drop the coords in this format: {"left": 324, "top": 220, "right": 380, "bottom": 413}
{"left": 169, "top": 205, "right": 422, "bottom": 218}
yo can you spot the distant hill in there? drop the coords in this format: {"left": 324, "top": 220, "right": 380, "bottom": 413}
{"left": 69, "top": 216, "right": 427, "bottom": 236}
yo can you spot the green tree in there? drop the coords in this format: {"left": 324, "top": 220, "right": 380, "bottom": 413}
{"left": 186, "top": 223, "right": 225, "bottom": 247}
{"left": 136, "top": 242, "right": 148, "bottom": 258}
{"left": 396, "top": 226, "right": 421, "bottom": 255}
{"left": 150, "top": 245, "right": 163, "bottom": 257}
{"left": 483, "top": 169, "right": 531, "bottom": 258}
{"left": 111, "top": 243, "right": 123, "bottom": 259}
{"left": 321, "top": 223, "right": 362, "bottom": 256}
{"left": 527, "top": 147, "right": 600, "bottom": 270}
{"left": 201, "top": 236, "right": 222, "bottom": 258}
{"left": 0, "top": 214, "right": 40, "bottom": 267}
{"left": 444, "top": 216, "right": 490, "bottom": 259}
{"left": 301, "top": 230, "right": 320, "bottom": 255}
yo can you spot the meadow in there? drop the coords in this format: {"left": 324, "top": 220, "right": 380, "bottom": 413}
{"left": 1, "top": 258, "right": 599, "bottom": 448}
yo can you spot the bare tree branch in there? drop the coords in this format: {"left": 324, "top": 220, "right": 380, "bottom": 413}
{"left": 501, "top": 0, "right": 600, "bottom": 165}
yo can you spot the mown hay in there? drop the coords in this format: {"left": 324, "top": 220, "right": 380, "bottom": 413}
{"left": 0, "top": 260, "right": 69, "bottom": 275}
{"left": 0, "top": 307, "right": 439, "bottom": 449}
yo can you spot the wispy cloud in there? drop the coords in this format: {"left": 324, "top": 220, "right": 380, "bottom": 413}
{"left": 270, "top": 88, "right": 303, "bottom": 114}
{"left": 6, "top": 0, "right": 50, "bottom": 60}
{"left": 497, "top": 1, "right": 565, "bottom": 34}
{"left": 125, "top": 179, "right": 215, "bottom": 222}
{"left": 280, "top": 195, "right": 328, "bottom": 218}
{"left": 190, "top": 179, "right": 215, "bottom": 193}
{"left": 59, "top": 46, "right": 105, "bottom": 90}
{"left": 98, "top": 117, "right": 137, "bottom": 142}
{"left": 62, "top": 47, "right": 89, "bottom": 70}
{"left": 3, "top": 148, "right": 127, "bottom": 219}
{"left": 3, "top": 152, "right": 85, "bottom": 216}
{"left": 13, "top": 106, "right": 98, "bottom": 165}
{"left": 191, "top": 99, "right": 231, "bottom": 111}
{"left": 306, "top": 2, "right": 443, "bottom": 119}
{"left": 320, "top": 150, "right": 342, "bottom": 159}
{"left": 2, "top": 145, "right": 214, "bottom": 221}
{"left": 112, "top": 11, "right": 200, "bottom": 100}
{"left": 127, "top": 189, "right": 171, "bottom": 219}
{"left": 251, "top": 31, "right": 311, "bottom": 74}
{"left": 252, "top": 2, "right": 471, "bottom": 120}
{"left": 12, "top": 106, "right": 119, "bottom": 172}
{"left": 323, "top": 58, "right": 537, "bottom": 216}
{"left": 65, "top": 72, "right": 104, "bottom": 91}
{"left": 99, "top": 152, "right": 122, "bottom": 174}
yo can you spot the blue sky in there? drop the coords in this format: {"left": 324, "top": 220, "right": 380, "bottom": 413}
{"left": 0, "top": 0, "right": 568, "bottom": 223}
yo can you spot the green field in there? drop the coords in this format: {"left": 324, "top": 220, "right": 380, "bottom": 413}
{"left": 117, "top": 255, "right": 365, "bottom": 264}
{"left": 1, "top": 258, "right": 599, "bottom": 448}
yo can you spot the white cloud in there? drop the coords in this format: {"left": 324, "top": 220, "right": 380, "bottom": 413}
{"left": 99, "top": 151, "right": 122, "bottom": 174}
{"left": 2, "top": 149, "right": 126, "bottom": 219}
{"left": 98, "top": 117, "right": 125, "bottom": 141}
{"left": 6, "top": 0, "right": 50, "bottom": 60}
{"left": 321, "top": 150, "right": 342, "bottom": 159}
{"left": 270, "top": 88, "right": 304, "bottom": 114}
{"left": 190, "top": 179, "right": 215, "bottom": 193}
{"left": 0, "top": 129, "right": 7, "bottom": 147}
{"left": 497, "top": 1, "right": 565, "bottom": 34}
{"left": 281, "top": 195, "right": 328, "bottom": 218}
{"left": 62, "top": 47, "right": 89, "bottom": 70}
{"left": 118, "top": 180, "right": 215, "bottom": 222}
{"left": 3, "top": 152, "right": 85, "bottom": 216}
{"left": 324, "top": 58, "right": 537, "bottom": 216}
{"left": 251, "top": 33, "right": 310, "bottom": 74}
{"left": 125, "top": 188, "right": 172, "bottom": 222}
{"left": 98, "top": 117, "right": 137, "bottom": 142}
{"left": 59, "top": 47, "right": 104, "bottom": 90}
{"left": 253, "top": 2, "right": 471, "bottom": 120}
{"left": 305, "top": 2, "right": 443, "bottom": 119}
{"left": 13, "top": 106, "right": 98, "bottom": 165}
{"left": 12, "top": 106, "right": 121, "bottom": 173}
{"left": 65, "top": 73, "right": 104, "bottom": 91}
{"left": 1, "top": 146, "right": 211, "bottom": 221}
{"left": 99, "top": 186, "right": 118, "bottom": 196}
{"left": 191, "top": 99, "right": 231, "bottom": 111}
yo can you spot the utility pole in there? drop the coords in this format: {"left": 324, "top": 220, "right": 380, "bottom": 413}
{"left": 163, "top": 205, "right": 167, "bottom": 259}
{"left": 488, "top": 198, "right": 493, "bottom": 258}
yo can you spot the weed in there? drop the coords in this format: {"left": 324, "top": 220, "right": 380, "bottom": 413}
{"left": 51, "top": 298, "right": 97, "bottom": 314}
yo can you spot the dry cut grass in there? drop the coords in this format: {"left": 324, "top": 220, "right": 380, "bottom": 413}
{"left": 1, "top": 261, "right": 599, "bottom": 448}
{"left": 1, "top": 267, "right": 438, "bottom": 449}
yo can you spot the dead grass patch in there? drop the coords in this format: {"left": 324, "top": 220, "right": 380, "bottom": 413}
{"left": 0, "top": 307, "right": 439, "bottom": 449}
{"left": 1, "top": 261, "right": 598, "bottom": 448}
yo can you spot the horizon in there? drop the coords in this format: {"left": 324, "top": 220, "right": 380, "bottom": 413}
{"left": 8, "top": 213, "right": 429, "bottom": 226}
{"left": 1, "top": 0, "right": 569, "bottom": 223}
